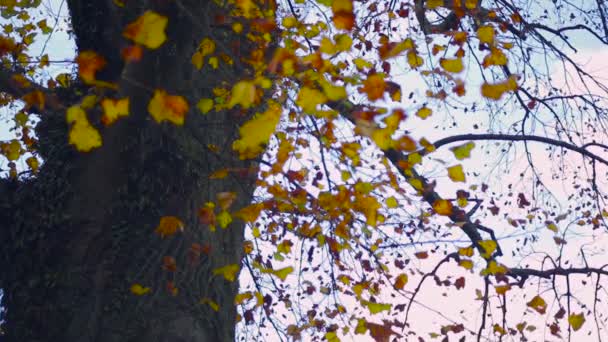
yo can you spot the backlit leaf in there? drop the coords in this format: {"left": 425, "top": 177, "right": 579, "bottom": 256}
{"left": 481, "top": 75, "right": 518, "bottom": 100}
{"left": 416, "top": 106, "right": 432, "bottom": 119}
{"left": 477, "top": 25, "right": 495, "bottom": 44}
{"left": 478, "top": 240, "right": 497, "bottom": 259}
{"left": 363, "top": 300, "right": 392, "bottom": 314}
{"left": 568, "top": 313, "right": 585, "bottom": 331}
{"left": 450, "top": 142, "right": 475, "bottom": 160}
{"left": 440, "top": 58, "right": 463, "bottom": 73}
{"left": 527, "top": 295, "right": 547, "bottom": 314}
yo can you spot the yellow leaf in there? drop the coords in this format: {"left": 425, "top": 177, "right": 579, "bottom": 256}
{"left": 526, "top": 295, "right": 547, "bottom": 314}
{"left": 427, "top": 0, "right": 444, "bottom": 9}
{"left": 213, "top": 264, "right": 240, "bottom": 282}
{"left": 234, "top": 292, "right": 253, "bottom": 305}
{"left": 325, "top": 331, "right": 341, "bottom": 342}
{"left": 26, "top": 156, "right": 39, "bottom": 172}
{"left": 277, "top": 240, "right": 293, "bottom": 254}
{"left": 148, "top": 89, "right": 189, "bottom": 125}
{"left": 67, "top": 105, "right": 102, "bottom": 152}
{"left": 459, "top": 259, "right": 474, "bottom": 270}
{"left": 123, "top": 11, "right": 168, "bottom": 49}
{"left": 199, "top": 297, "right": 220, "bottom": 311}
{"left": 458, "top": 246, "right": 474, "bottom": 257}
{"left": 216, "top": 211, "right": 232, "bottom": 229}
{"left": 546, "top": 222, "right": 558, "bottom": 232}
{"left": 154, "top": 216, "right": 184, "bottom": 238}
{"left": 197, "top": 98, "right": 214, "bottom": 114}
{"left": 270, "top": 266, "right": 293, "bottom": 281}
{"left": 56, "top": 73, "right": 71, "bottom": 87}
{"left": 450, "top": 142, "right": 475, "bottom": 160}
{"left": 130, "top": 283, "right": 151, "bottom": 295}
{"left": 568, "top": 313, "right": 585, "bottom": 331}
{"left": 353, "top": 57, "right": 372, "bottom": 69}
{"left": 447, "top": 165, "right": 466, "bottom": 182}
{"left": 282, "top": 16, "right": 298, "bottom": 28}
{"left": 495, "top": 285, "right": 511, "bottom": 295}
{"left": 407, "top": 50, "right": 423, "bottom": 68}
{"left": 320, "top": 81, "right": 347, "bottom": 101}
{"left": 386, "top": 196, "right": 398, "bottom": 208}
{"left": 208, "top": 56, "right": 219, "bottom": 69}
{"left": 198, "top": 38, "right": 216, "bottom": 56}
{"left": 478, "top": 240, "right": 497, "bottom": 259}
{"left": 232, "top": 101, "right": 281, "bottom": 159}
{"left": 440, "top": 58, "right": 464, "bottom": 73}
{"left": 101, "top": 97, "right": 129, "bottom": 126}
{"left": 355, "top": 318, "right": 368, "bottom": 334}
{"left": 416, "top": 106, "right": 432, "bottom": 119}
{"left": 363, "top": 300, "right": 391, "bottom": 314}
{"left": 334, "top": 33, "right": 352, "bottom": 51}
{"left": 482, "top": 47, "right": 507, "bottom": 67}
{"left": 296, "top": 86, "right": 328, "bottom": 113}
{"left": 493, "top": 324, "right": 506, "bottom": 335}
{"left": 228, "top": 80, "right": 258, "bottom": 109}
{"left": 481, "top": 75, "right": 518, "bottom": 100}
{"left": 394, "top": 273, "right": 408, "bottom": 290}
{"left": 433, "top": 199, "right": 453, "bottom": 216}
{"left": 3, "top": 140, "right": 22, "bottom": 161}
{"left": 481, "top": 260, "right": 507, "bottom": 275}
{"left": 360, "top": 74, "right": 386, "bottom": 101}
{"left": 477, "top": 25, "right": 495, "bottom": 44}
{"left": 252, "top": 226, "right": 261, "bottom": 238}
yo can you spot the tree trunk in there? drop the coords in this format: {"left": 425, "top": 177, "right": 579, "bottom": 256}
{"left": 0, "top": 1, "right": 258, "bottom": 341}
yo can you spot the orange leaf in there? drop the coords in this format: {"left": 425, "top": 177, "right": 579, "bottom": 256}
{"left": 148, "top": 89, "right": 189, "bottom": 125}
{"left": 155, "top": 216, "right": 184, "bottom": 238}
{"left": 414, "top": 251, "right": 429, "bottom": 259}
{"left": 394, "top": 274, "right": 408, "bottom": 289}
{"left": 76, "top": 51, "right": 105, "bottom": 84}
{"left": 121, "top": 45, "right": 143, "bottom": 62}
{"left": 360, "top": 74, "right": 386, "bottom": 101}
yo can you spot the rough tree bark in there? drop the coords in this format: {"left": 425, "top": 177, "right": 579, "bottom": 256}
{"left": 0, "top": 1, "right": 258, "bottom": 341}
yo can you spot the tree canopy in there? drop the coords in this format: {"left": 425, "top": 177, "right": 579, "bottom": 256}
{"left": 1, "top": 0, "right": 608, "bottom": 341}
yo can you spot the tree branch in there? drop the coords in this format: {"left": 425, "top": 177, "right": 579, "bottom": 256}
{"left": 428, "top": 133, "right": 608, "bottom": 166}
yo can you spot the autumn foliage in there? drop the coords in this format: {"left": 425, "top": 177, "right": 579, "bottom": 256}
{"left": 2, "top": 0, "right": 608, "bottom": 341}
